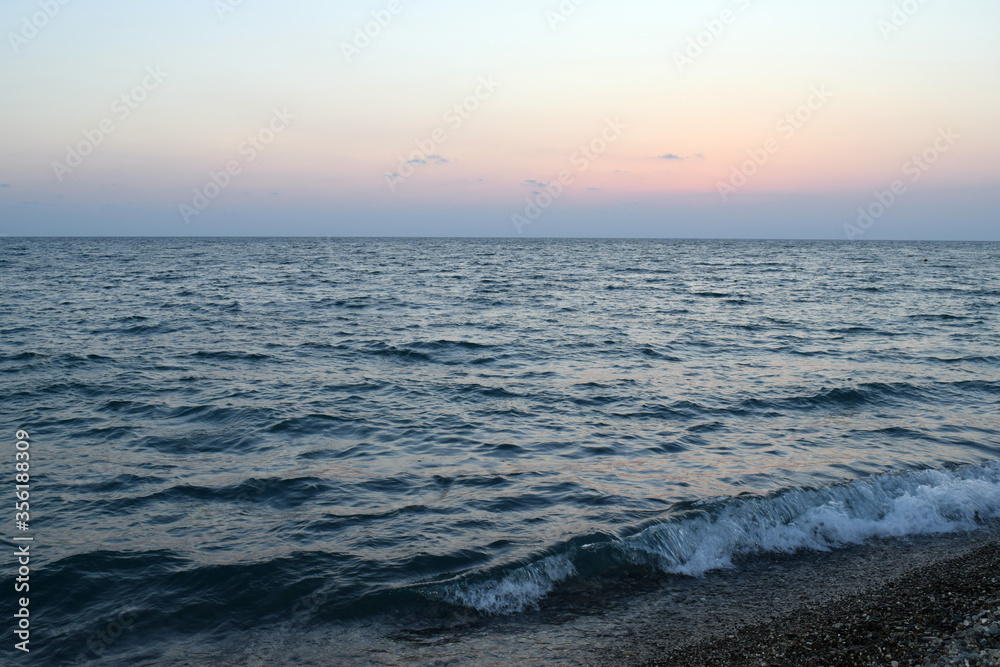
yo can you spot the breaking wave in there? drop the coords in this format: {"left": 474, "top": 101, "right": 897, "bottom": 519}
{"left": 440, "top": 460, "right": 1000, "bottom": 614}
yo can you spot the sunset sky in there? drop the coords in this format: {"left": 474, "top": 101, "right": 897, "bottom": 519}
{"left": 1, "top": 0, "right": 998, "bottom": 238}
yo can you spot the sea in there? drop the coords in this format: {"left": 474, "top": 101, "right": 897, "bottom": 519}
{"left": 2, "top": 238, "right": 999, "bottom": 665}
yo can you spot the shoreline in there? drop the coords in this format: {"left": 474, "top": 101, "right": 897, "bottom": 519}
{"left": 599, "top": 531, "right": 1000, "bottom": 666}
{"left": 113, "top": 527, "right": 1000, "bottom": 665}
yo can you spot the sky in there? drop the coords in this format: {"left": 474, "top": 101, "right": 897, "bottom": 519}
{"left": 0, "top": 0, "right": 998, "bottom": 239}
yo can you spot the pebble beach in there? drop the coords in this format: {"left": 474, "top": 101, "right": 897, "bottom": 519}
{"left": 621, "top": 536, "right": 1000, "bottom": 666}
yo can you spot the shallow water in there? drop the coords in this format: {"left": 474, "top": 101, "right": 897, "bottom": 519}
{"left": 2, "top": 238, "right": 998, "bottom": 664}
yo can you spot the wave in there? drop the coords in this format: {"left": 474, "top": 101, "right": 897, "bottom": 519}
{"left": 357, "top": 340, "right": 497, "bottom": 365}
{"left": 435, "top": 460, "right": 1000, "bottom": 614}
{"left": 188, "top": 350, "right": 272, "bottom": 361}
{"left": 742, "top": 383, "right": 920, "bottom": 411}
{"left": 72, "top": 476, "right": 341, "bottom": 515}
{"left": 617, "top": 382, "right": 932, "bottom": 421}
{"left": 906, "top": 313, "right": 968, "bottom": 321}
{"left": 928, "top": 355, "right": 1000, "bottom": 365}
{"left": 623, "top": 461, "right": 1000, "bottom": 576}
{"left": 436, "top": 554, "right": 577, "bottom": 615}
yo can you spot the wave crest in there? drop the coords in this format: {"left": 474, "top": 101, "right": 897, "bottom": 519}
{"left": 625, "top": 461, "right": 1000, "bottom": 576}
{"left": 437, "top": 554, "right": 577, "bottom": 615}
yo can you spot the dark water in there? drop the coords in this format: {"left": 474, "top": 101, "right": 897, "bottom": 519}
{"left": 2, "top": 238, "right": 999, "bottom": 664}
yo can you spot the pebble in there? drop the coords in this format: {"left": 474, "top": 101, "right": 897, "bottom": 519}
{"left": 636, "top": 541, "right": 1000, "bottom": 667}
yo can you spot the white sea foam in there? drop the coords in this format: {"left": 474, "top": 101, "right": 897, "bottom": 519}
{"left": 439, "top": 554, "right": 577, "bottom": 615}
{"left": 438, "top": 461, "right": 1000, "bottom": 615}
{"left": 626, "top": 461, "right": 1000, "bottom": 576}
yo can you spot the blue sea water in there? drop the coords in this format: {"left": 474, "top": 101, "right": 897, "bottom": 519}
{"left": 2, "top": 238, "right": 1000, "bottom": 664}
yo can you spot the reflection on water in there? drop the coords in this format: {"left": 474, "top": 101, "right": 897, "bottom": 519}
{"left": 1, "top": 238, "right": 998, "bottom": 664}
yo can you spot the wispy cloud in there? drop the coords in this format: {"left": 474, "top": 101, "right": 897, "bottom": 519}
{"left": 404, "top": 154, "right": 449, "bottom": 167}
{"left": 657, "top": 153, "right": 705, "bottom": 160}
